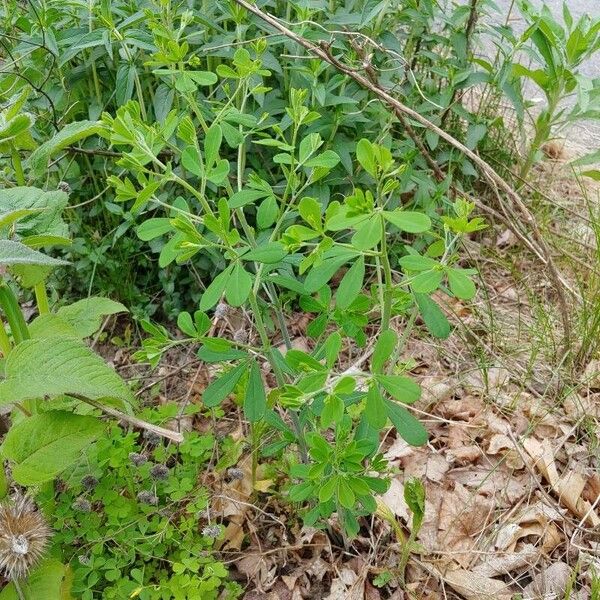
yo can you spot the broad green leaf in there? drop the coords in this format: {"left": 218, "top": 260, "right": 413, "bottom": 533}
{"left": 204, "top": 124, "right": 222, "bottom": 169}
{"left": 356, "top": 138, "right": 377, "bottom": 178}
{"left": 181, "top": 145, "right": 203, "bottom": 177}
{"left": 399, "top": 255, "right": 439, "bottom": 271}
{"left": 383, "top": 210, "right": 431, "bottom": 233}
{"left": 56, "top": 297, "right": 128, "bottom": 337}
{"left": 415, "top": 294, "right": 451, "bottom": 339}
{"left": 242, "top": 242, "right": 287, "bottom": 263}
{"left": 305, "top": 150, "right": 340, "bottom": 169}
{"left": 351, "top": 214, "right": 382, "bottom": 251}
{"left": 137, "top": 218, "right": 172, "bottom": 241}
{"left": 319, "top": 476, "right": 338, "bottom": 503}
{"left": 199, "top": 266, "right": 232, "bottom": 311}
{"left": 244, "top": 361, "right": 267, "bottom": 422}
{"left": 321, "top": 394, "right": 344, "bottom": 428}
{"left": 177, "top": 311, "right": 196, "bottom": 337}
{"left": 0, "top": 239, "right": 67, "bottom": 267}
{"left": 372, "top": 329, "right": 398, "bottom": 373}
{"left": 376, "top": 374, "right": 421, "bottom": 403}
{"left": 364, "top": 384, "right": 387, "bottom": 429}
{"left": 27, "top": 120, "right": 104, "bottom": 176}
{"left": 410, "top": 270, "right": 444, "bottom": 293}
{"left": 304, "top": 253, "right": 356, "bottom": 293}
{"left": 28, "top": 314, "right": 80, "bottom": 339}
{"left": 447, "top": 269, "right": 476, "bottom": 299}
{"left": 337, "top": 478, "right": 356, "bottom": 509}
{"left": 0, "top": 559, "right": 73, "bottom": 600}
{"left": 0, "top": 187, "right": 68, "bottom": 238}
{"left": 0, "top": 336, "right": 133, "bottom": 407}
{"left": 228, "top": 188, "right": 270, "bottom": 208}
{"left": 1, "top": 411, "right": 104, "bottom": 485}
{"left": 203, "top": 362, "right": 247, "bottom": 408}
{"left": 225, "top": 263, "right": 252, "bottom": 306}
{"left": 336, "top": 255, "right": 365, "bottom": 310}
{"left": 386, "top": 399, "right": 428, "bottom": 446}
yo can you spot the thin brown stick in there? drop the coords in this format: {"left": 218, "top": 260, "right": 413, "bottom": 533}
{"left": 75, "top": 395, "right": 184, "bottom": 443}
{"left": 233, "top": 0, "right": 572, "bottom": 353}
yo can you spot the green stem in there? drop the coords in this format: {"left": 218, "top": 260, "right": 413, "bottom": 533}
{"left": 34, "top": 282, "right": 50, "bottom": 315}
{"left": 379, "top": 215, "right": 394, "bottom": 331}
{"left": 11, "top": 146, "right": 25, "bottom": 185}
{"left": 0, "top": 283, "right": 29, "bottom": 344}
{"left": 0, "top": 316, "right": 12, "bottom": 357}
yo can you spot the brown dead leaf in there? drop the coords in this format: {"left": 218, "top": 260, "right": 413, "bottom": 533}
{"left": 436, "top": 484, "right": 495, "bottom": 568}
{"left": 443, "top": 568, "right": 513, "bottom": 600}
{"left": 524, "top": 438, "right": 600, "bottom": 527}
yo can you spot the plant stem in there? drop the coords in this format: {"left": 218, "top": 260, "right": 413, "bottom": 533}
{"left": 0, "top": 316, "right": 11, "bottom": 357}
{"left": 11, "top": 145, "right": 25, "bottom": 185}
{"left": 0, "top": 283, "right": 29, "bottom": 344}
{"left": 34, "top": 282, "right": 50, "bottom": 314}
{"left": 379, "top": 215, "right": 394, "bottom": 331}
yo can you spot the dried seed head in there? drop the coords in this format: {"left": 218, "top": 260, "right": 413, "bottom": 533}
{"left": 149, "top": 464, "right": 169, "bottom": 481}
{"left": 201, "top": 524, "right": 221, "bottom": 538}
{"left": 0, "top": 494, "right": 51, "bottom": 580}
{"left": 227, "top": 467, "right": 244, "bottom": 481}
{"left": 214, "top": 302, "right": 229, "bottom": 319}
{"left": 136, "top": 491, "right": 158, "bottom": 506}
{"left": 143, "top": 431, "right": 161, "bottom": 446}
{"left": 233, "top": 329, "right": 247, "bottom": 343}
{"left": 72, "top": 497, "right": 92, "bottom": 513}
{"left": 81, "top": 475, "right": 98, "bottom": 491}
{"left": 57, "top": 181, "right": 71, "bottom": 194}
{"left": 129, "top": 452, "right": 147, "bottom": 467}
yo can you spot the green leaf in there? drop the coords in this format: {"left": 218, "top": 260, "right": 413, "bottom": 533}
{"left": 351, "top": 214, "right": 382, "bottom": 251}
{"left": 411, "top": 270, "right": 444, "bottom": 293}
{"left": 305, "top": 150, "right": 340, "bottom": 169}
{"left": 137, "top": 218, "right": 172, "bottom": 241}
{"left": 337, "top": 478, "right": 356, "bottom": 509}
{"left": 181, "top": 145, "right": 203, "bottom": 177}
{"left": 304, "top": 253, "right": 355, "bottom": 293}
{"left": 336, "top": 255, "right": 365, "bottom": 310}
{"left": 228, "top": 188, "right": 270, "bottom": 208}
{"left": 177, "top": 311, "right": 196, "bottom": 337}
{"left": 225, "top": 263, "right": 252, "bottom": 306}
{"left": 244, "top": 361, "right": 266, "bottom": 422}
{"left": 356, "top": 138, "right": 377, "bottom": 178}
{"left": 447, "top": 269, "right": 476, "bottom": 299}
{"left": 0, "top": 240, "right": 67, "bottom": 267}
{"left": 0, "top": 187, "right": 68, "bottom": 238}
{"left": 383, "top": 210, "right": 431, "bottom": 233}
{"left": 319, "top": 476, "right": 338, "bottom": 502}
{"left": 376, "top": 374, "right": 421, "bottom": 403}
{"left": 0, "top": 336, "right": 133, "bottom": 407}
{"left": 27, "top": 120, "right": 104, "bottom": 176}
{"left": 0, "top": 559, "right": 73, "bottom": 599}
{"left": 1, "top": 411, "right": 104, "bottom": 485}
{"left": 242, "top": 242, "right": 287, "bottom": 264}
{"left": 415, "top": 294, "right": 451, "bottom": 339}
{"left": 321, "top": 394, "right": 344, "bottom": 428}
{"left": 56, "top": 297, "right": 128, "bottom": 337}
{"left": 199, "top": 266, "right": 232, "bottom": 311}
{"left": 399, "top": 255, "right": 439, "bottom": 271}
{"left": 364, "top": 384, "right": 387, "bottom": 429}
{"left": 385, "top": 400, "right": 428, "bottom": 446}
{"left": 203, "top": 362, "right": 247, "bottom": 408}
{"left": 204, "top": 124, "right": 222, "bottom": 169}
{"left": 372, "top": 329, "right": 398, "bottom": 373}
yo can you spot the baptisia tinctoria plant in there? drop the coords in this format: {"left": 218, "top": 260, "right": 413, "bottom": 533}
{"left": 97, "top": 47, "right": 480, "bottom": 537}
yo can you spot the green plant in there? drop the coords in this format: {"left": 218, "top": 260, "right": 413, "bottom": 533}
{"left": 513, "top": 0, "right": 600, "bottom": 179}
{"left": 36, "top": 422, "right": 241, "bottom": 600}
{"left": 100, "top": 45, "right": 481, "bottom": 535}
